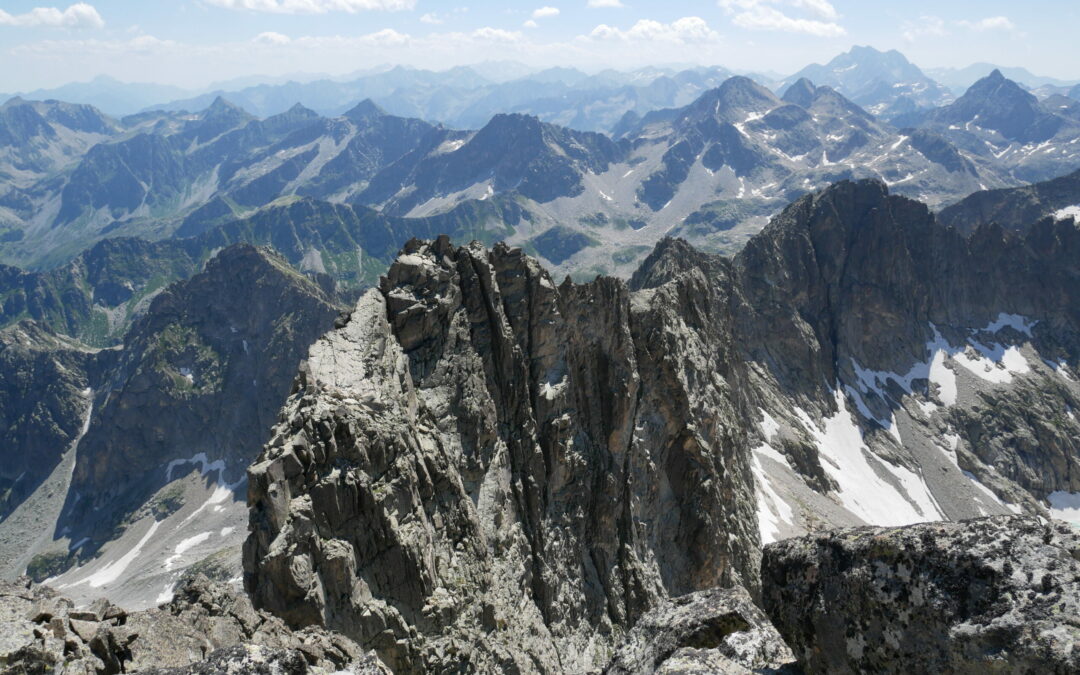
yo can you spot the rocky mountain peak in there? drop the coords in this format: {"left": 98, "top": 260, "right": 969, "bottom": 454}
{"left": 245, "top": 235, "right": 760, "bottom": 671}
{"left": 203, "top": 95, "right": 250, "bottom": 120}
{"left": 781, "top": 77, "right": 818, "bottom": 108}
{"left": 342, "top": 97, "right": 387, "bottom": 122}
{"left": 686, "top": 76, "right": 779, "bottom": 123}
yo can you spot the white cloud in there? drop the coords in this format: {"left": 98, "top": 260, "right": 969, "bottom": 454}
{"left": 0, "top": 3, "right": 104, "bottom": 29}
{"left": 588, "top": 17, "right": 719, "bottom": 43}
{"left": 902, "top": 15, "right": 947, "bottom": 42}
{"left": 718, "top": 0, "right": 844, "bottom": 37}
{"left": 204, "top": 0, "right": 415, "bottom": 13}
{"left": 789, "top": 0, "right": 837, "bottom": 20}
{"left": 254, "top": 31, "right": 291, "bottom": 44}
{"left": 419, "top": 12, "right": 442, "bottom": 24}
{"left": 960, "top": 16, "right": 1015, "bottom": 32}
{"left": 523, "top": 19, "right": 538, "bottom": 29}
{"left": 532, "top": 6, "right": 560, "bottom": 19}
{"left": 470, "top": 26, "right": 524, "bottom": 43}
{"left": 587, "top": 0, "right": 624, "bottom": 7}
{"left": 360, "top": 27, "right": 410, "bottom": 45}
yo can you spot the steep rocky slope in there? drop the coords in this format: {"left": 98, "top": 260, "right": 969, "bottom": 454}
{"left": 244, "top": 179, "right": 1080, "bottom": 670}
{"left": 0, "top": 244, "right": 341, "bottom": 611}
{"left": 245, "top": 236, "right": 761, "bottom": 671}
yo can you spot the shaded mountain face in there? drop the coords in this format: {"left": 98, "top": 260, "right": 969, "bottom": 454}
{"left": 0, "top": 196, "right": 527, "bottom": 348}
{"left": 64, "top": 245, "right": 338, "bottom": 533}
{"left": 244, "top": 179, "right": 1080, "bottom": 670}
{"left": 922, "top": 69, "right": 1071, "bottom": 143}
{"left": 357, "top": 112, "right": 623, "bottom": 214}
{"left": 938, "top": 167, "right": 1080, "bottom": 233}
{"left": 904, "top": 70, "right": 1080, "bottom": 185}
{"left": 0, "top": 323, "right": 106, "bottom": 519}
{"left": 781, "top": 45, "right": 953, "bottom": 120}
{"left": 0, "top": 244, "right": 340, "bottom": 610}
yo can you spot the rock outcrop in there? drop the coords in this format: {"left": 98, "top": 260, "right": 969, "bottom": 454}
{"left": 0, "top": 575, "right": 382, "bottom": 675}
{"left": 603, "top": 587, "right": 795, "bottom": 674}
{"left": 761, "top": 516, "right": 1080, "bottom": 673}
{"left": 244, "top": 235, "right": 760, "bottom": 672}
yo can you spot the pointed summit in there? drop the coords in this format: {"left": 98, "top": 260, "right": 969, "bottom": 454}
{"left": 782, "top": 78, "right": 818, "bottom": 108}
{"left": 344, "top": 98, "right": 387, "bottom": 122}
{"left": 684, "top": 76, "right": 780, "bottom": 124}
{"left": 929, "top": 69, "right": 1067, "bottom": 142}
{"left": 204, "top": 95, "right": 249, "bottom": 118}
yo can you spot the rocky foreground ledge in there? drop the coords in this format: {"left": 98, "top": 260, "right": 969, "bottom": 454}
{"left": 3, "top": 515, "right": 1077, "bottom": 673}
{"left": 763, "top": 516, "right": 1080, "bottom": 673}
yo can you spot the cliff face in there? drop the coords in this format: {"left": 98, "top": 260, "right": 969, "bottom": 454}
{"left": 60, "top": 245, "right": 340, "bottom": 543}
{"left": 244, "top": 236, "right": 760, "bottom": 672}
{"left": 244, "top": 179, "right": 1080, "bottom": 672}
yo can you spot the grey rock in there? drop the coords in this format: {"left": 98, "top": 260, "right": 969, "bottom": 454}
{"left": 1, "top": 575, "right": 381, "bottom": 674}
{"left": 604, "top": 586, "right": 795, "bottom": 674}
{"left": 245, "top": 235, "right": 760, "bottom": 672}
{"left": 761, "top": 516, "right": 1080, "bottom": 673}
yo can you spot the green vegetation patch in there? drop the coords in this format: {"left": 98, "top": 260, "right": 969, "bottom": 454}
{"left": 25, "top": 550, "right": 76, "bottom": 583}
{"left": 149, "top": 481, "right": 187, "bottom": 520}
{"left": 529, "top": 225, "right": 599, "bottom": 265}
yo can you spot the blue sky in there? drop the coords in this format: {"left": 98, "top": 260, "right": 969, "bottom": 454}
{"left": 1, "top": 1, "right": 1078, "bottom": 91}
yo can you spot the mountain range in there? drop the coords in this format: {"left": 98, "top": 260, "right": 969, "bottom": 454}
{"left": 4, "top": 65, "right": 1080, "bottom": 284}
{"left": 2, "top": 45, "right": 1080, "bottom": 673}
{"left": 1, "top": 173, "right": 1079, "bottom": 669}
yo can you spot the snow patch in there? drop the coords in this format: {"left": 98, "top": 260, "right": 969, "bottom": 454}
{"left": 155, "top": 582, "right": 175, "bottom": 605}
{"left": 77, "top": 520, "right": 161, "bottom": 589}
{"left": 175, "top": 531, "right": 211, "bottom": 555}
{"left": 795, "top": 391, "right": 943, "bottom": 526}
{"left": 751, "top": 444, "right": 794, "bottom": 544}
{"left": 759, "top": 409, "right": 780, "bottom": 441}
{"left": 1048, "top": 492, "right": 1080, "bottom": 527}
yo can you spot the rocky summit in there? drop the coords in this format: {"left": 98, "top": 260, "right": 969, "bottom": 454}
{"left": 244, "top": 235, "right": 761, "bottom": 672}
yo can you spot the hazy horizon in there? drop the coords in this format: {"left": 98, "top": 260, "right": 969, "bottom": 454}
{"left": 1, "top": 1, "right": 1078, "bottom": 93}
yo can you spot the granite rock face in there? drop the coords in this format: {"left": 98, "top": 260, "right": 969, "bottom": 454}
{"left": 761, "top": 516, "right": 1080, "bottom": 674}
{"left": 244, "top": 235, "right": 760, "bottom": 672}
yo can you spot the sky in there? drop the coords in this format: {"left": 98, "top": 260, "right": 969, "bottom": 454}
{"left": 1, "top": 1, "right": 1078, "bottom": 92}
